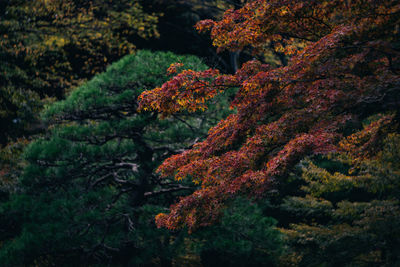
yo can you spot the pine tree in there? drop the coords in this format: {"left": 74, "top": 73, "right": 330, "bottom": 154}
{"left": 0, "top": 50, "right": 230, "bottom": 266}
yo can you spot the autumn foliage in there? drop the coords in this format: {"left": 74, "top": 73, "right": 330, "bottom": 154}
{"left": 138, "top": 0, "right": 400, "bottom": 231}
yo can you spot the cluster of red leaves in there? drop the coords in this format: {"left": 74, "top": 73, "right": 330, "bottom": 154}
{"left": 196, "top": 0, "right": 399, "bottom": 54}
{"left": 138, "top": 67, "right": 234, "bottom": 116}
{"left": 139, "top": 0, "right": 400, "bottom": 231}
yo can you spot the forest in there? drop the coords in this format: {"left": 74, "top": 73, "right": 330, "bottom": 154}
{"left": 0, "top": 0, "right": 399, "bottom": 266}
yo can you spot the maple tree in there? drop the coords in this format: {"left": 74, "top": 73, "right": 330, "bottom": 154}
{"left": 139, "top": 0, "right": 400, "bottom": 231}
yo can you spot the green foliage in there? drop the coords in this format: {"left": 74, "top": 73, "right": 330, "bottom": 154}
{"left": 285, "top": 200, "right": 400, "bottom": 267}
{"left": 279, "top": 132, "right": 400, "bottom": 267}
{"left": 189, "top": 198, "right": 283, "bottom": 267}
{"left": 0, "top": 50, "right": 230, "bottom": 266}
{"left": 1, "top": 1, "right": 398, "bottom": 265}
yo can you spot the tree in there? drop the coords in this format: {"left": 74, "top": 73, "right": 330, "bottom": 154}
{"left": 277, "top": 126, "right": 400, "bottom": 266}
{"left": 138, "top": 0, "right": 400, "bottom": 231}
{"left": 0, "top": 50, "right": 230, "bottom": 266}
{"left": 0, "top": 0, "right": 159, "bottom": 145}
{"left": 0, "top": 0, "right": 161, "bottom": 204}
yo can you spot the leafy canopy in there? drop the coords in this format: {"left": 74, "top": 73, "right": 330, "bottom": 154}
{"left": 0, "top": 0, "right": 159, "bottom": 144}
{"left": 278, "top": 126, "right": 400, "bottom": 266}
{"left": 138, "top": 0, "right": 400, "bottom": 231}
